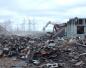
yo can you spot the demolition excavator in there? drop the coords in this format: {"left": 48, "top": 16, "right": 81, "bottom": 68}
{"left": 43, "top": 21, "right": 66, "bottom": 39}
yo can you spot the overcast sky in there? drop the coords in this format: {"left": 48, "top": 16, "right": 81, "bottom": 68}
{"left": 0, "top": 0, "right": 86, "bottom": 31}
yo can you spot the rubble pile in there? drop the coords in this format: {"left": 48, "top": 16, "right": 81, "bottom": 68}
{"left": 0, "top": 35, "right": 32, "bottom": 58}
{"left": 0, "top": 34, "right": 86, "bottom": 68}
{"left": 30, "top": 37, "right": 86, "bottom": 68}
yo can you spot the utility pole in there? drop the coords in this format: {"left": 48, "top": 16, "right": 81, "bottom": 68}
{"left": 16, "top": 23, "right": 19, "bottom": 33}
{"left": 33, "top": 17, "right": 35, "bottom": 31}
{"left": 22, "top": 18, "right": 25, "bottom": 32}
{"left": 28, "top": 19, "right": 31, "bottom": 32}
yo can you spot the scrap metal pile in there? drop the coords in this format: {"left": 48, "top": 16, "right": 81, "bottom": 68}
{"left": 0, "top": 34, "right": 86, "bottom": 68}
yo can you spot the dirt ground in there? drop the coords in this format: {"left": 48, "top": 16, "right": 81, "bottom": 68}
{"left": 0, "top": 57, "right": 24, "bottom": 68}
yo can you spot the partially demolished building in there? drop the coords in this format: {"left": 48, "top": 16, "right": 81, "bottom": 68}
{"left": 65, "top": 17, "right": 86, "bottom": 39}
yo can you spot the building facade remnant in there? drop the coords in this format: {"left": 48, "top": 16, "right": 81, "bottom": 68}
{"left": 65, "top": 17, "right": 86, "bottom": 39}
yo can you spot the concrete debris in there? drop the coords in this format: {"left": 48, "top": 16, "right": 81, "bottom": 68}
{"left": 0, "top": 49, "right": 3, "bottom": 56}
{"left": 0, "top": 35, "right": 86, "bottom": 68}
{"left": 75, "top": 61, "right": 84, "bottom": 66}
{"left": 46, "top": 63, "right": 58, "bottom": 68}
{"left": 32, "top": 60, "right": 40, "bottom": 65}
{"left": 11, "top": 61, "right": 27, "bottom": 68}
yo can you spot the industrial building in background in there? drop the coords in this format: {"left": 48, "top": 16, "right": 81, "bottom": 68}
{"left": 65, "top": 17, "right": 86, "bottom": 39}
